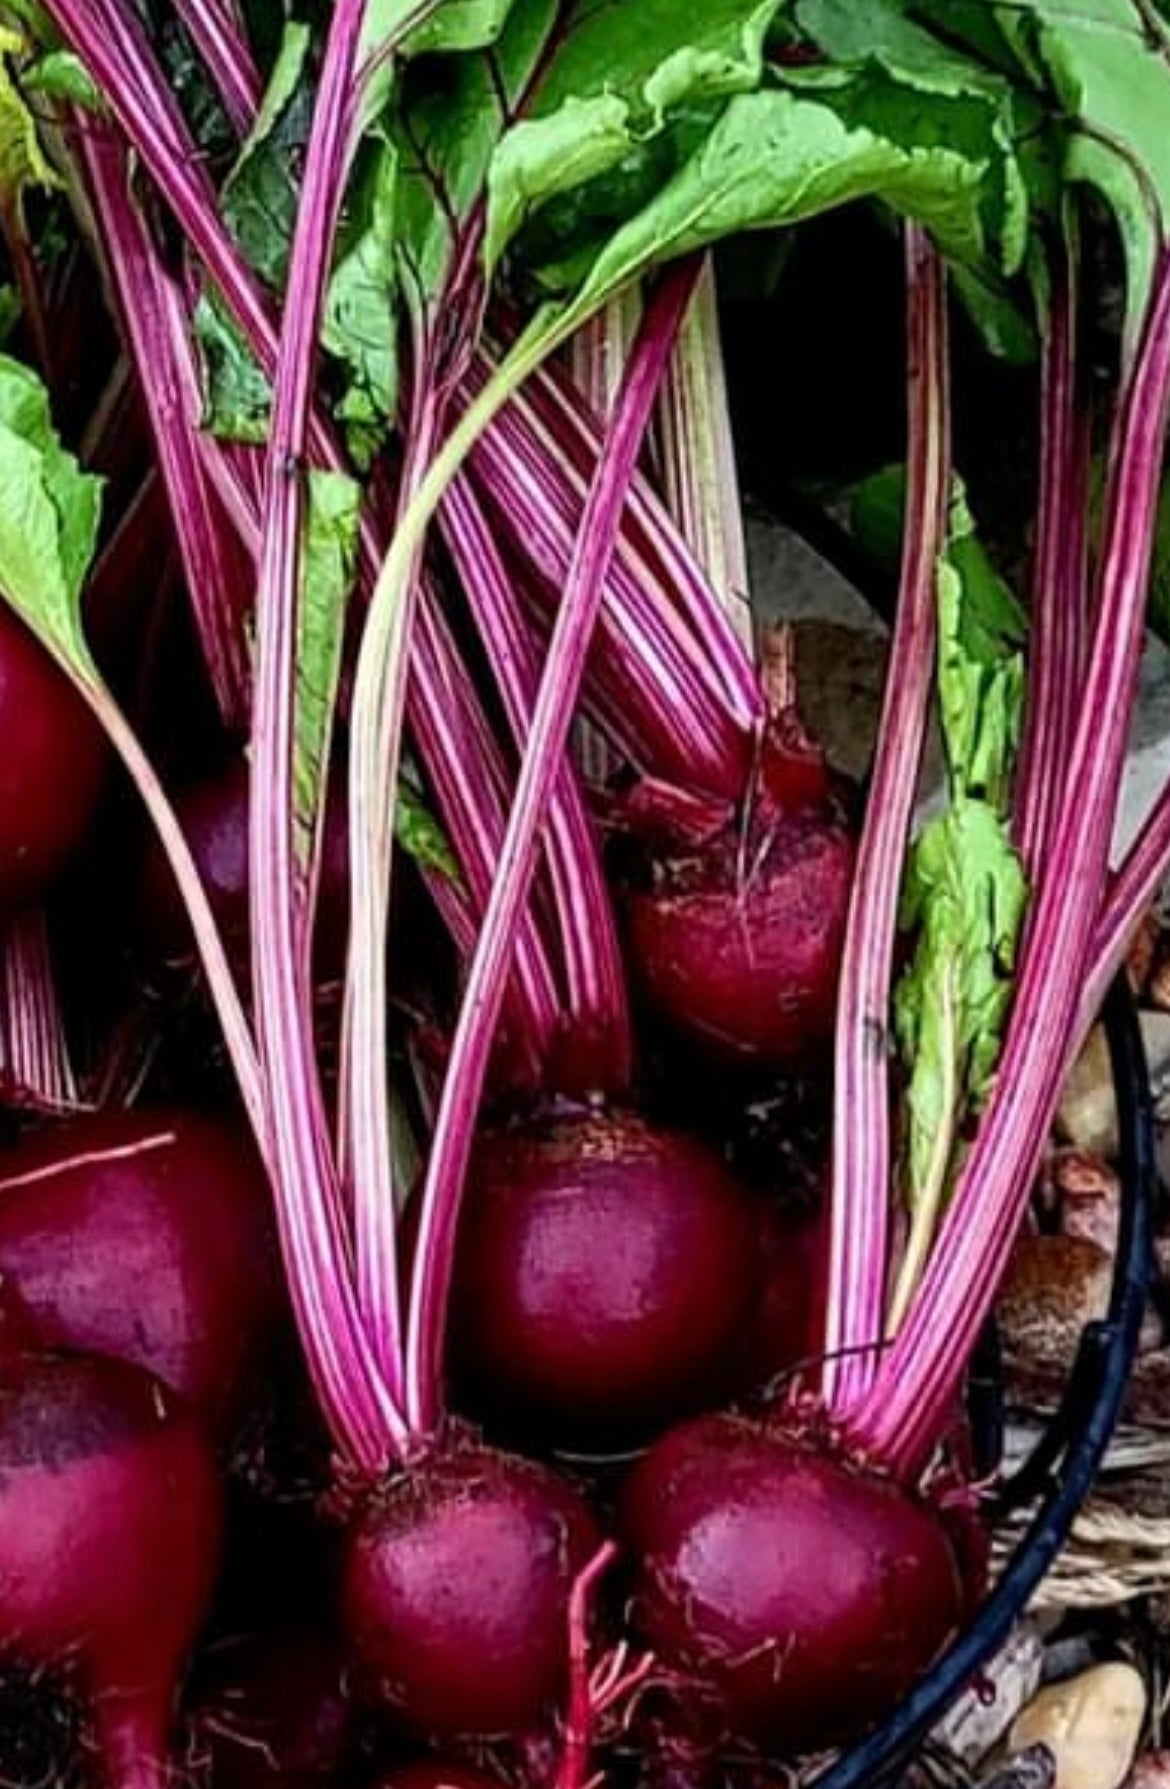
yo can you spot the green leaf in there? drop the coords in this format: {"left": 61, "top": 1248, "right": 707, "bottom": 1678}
{"left": 363, "top": 0, "right": 517, "bottom": 61}
{"left": 323, "top": 131, "right": 399, "bottom": 466}
{"left": 194, "top": 290, "right": 271, "bottom": 443}
{"left": 935, "top": 480, "right": 1027, "bottom": 811}
{"left": 0, "top": 23, "right": 61, "bottom": 206}
{"left": 889, "top": 474, "right": 1027, "bottom": 1301}
{"left": 485, "top": 0, "right": 782, "bottom": 269}
{"left": 912, "top": 0, "right": 1170, "bottom": 347}
{"left": 0, "top": 352, "right": 101, "bottom": 677}
{"left": 392, "top": 0, "right": 557, "bottom": 307}
{"left": 221, "top": 20, "right": 313, "bottom": 290}
{"left": 295, "top": 469, "right": 358, "bottom": 877}
{"left": 894, "top": 797, "right": 1027, "bottom": 1194}
{"left": 394, "top": 774, "right": 459, "bottom": 878}
{"left": 20, "top": 47, "right": 98, "bottom": 108}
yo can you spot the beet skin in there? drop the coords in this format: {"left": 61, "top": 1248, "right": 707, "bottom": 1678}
{"left": 0, "top": 1106, "right": 282, "bottom": 1436}
{"left": 341, "top": 1441, "right": 598, "bottom": 1743}
{"left": 625, "top": 802, "right": 853, "bottom": 1070}
{"left": 451, "top": 1110, "right": 761, "bottom": 1447}
{"left": 0, "top": 1348, "right": 222, "bottom": 1789}
{"left": 620, "top": 1413, "right": 967, "bottom": 1753}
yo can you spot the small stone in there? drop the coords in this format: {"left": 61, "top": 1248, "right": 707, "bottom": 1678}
{"left": 1008, "top": 1663, "right": 1147, "bottom": 1789}
{"left": 1052, "top": 1152, "right": 1121, "bottom": 1257}
{"left": 1141, "top": 1012, "right": 1170, "bottom": 1121}
{"left": 932, "top": 1624, "right": 1046, "bottom": 1768}
{"left": 997, "top": 1235, "right": 1113, "bottom": 1376}
{"left": 1127, "top": 1751, "right": 1170, "bottom": 1788}
{"left": 1126, "top": 913, "right": 1160, "bottom": 997}
{"left": 1057, "top": 1028, "right": 1117, "bottom": 1159}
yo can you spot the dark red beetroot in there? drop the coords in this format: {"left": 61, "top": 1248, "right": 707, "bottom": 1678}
{"left": 622, "top": 727, "right": 853, "bottom": 1070}
{"left": 341, "top": 1441, "right": 599, "bottom": 1743}
{"left": 449, "top": 1110, "right": 761, "bottom": 1447}
{"left": 625, "top": 809, "right": 853, "bottom": 1070}
{"left": 0, "top": 606, "right": 105, "bottom": 910}
{"left": 195, "top": 1627, "right": 351, "bottom": 1789}
{"left": 620, "top": 1412, "right": 967, "bottom": 1754}
{"left": 0, "top": 1347, "right": 222, "bottom": 1789}
{"left": 0, "top": 1107, "right": 283, "bottom": 1436}
{"left": 138, "top": 756, "right": 349, "bottom": 973}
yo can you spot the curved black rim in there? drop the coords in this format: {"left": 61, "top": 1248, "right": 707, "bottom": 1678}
{"left": 806, "top": 974, "right": 1156, "bottom": 1789}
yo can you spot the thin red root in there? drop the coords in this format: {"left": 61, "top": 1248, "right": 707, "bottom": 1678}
{"left": 556, "top": 1542, "right": 654, "bottom": 1789}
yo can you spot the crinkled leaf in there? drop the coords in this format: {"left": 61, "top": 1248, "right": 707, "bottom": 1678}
{"left": 222, "top": 20, "right": 313, "bottom": 289}
{"left": 0, "top": 352, "right": 101, "bottom": 677}
{"left": 913, "top": 0, "right": 1170, "bottom": 348}
{"left": 294, "top": 470, "right": 358, "bottom": 877}
{"left": 936, "top": 480, "right": 1027, "bottom": 810}
{"left": 892, "top": 476, "right": 1027, "bottom": 1219}
{"left": 392, "top": 0, "right": 556, "bottom": 308}
{"left": 0, "top": 25, "right": 60, "bottom": 203}
{"left": 570, "top": 87, "right": 998, "bottom": 319}
{"left": 21, "top": 47, "right": 97, "bottom": 106}
{"left": 323, "top": 132, "right": 399, "bottom": 467}
{"left": 194, "top": 290, "right": 270, "bottom": 443}
{"left": 894, "top": 799, "right": 1027, "bottom": 1197}
{"left": 485, "top": 0, "right": 782, "bottom": 269}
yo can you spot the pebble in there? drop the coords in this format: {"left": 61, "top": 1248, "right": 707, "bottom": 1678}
{"left": 1052, "top": 1152, "right": 1122, "bottom": 1257}
{"left": 1008, "top": 1663, "right": 1147, "bottom": 1789}
{"left": 997, "top": 1235, "right": 1113, "bottom": 1376}
{"left": 932, "top": 1624, "right": 1046, "bottom": 1767}
{"left": 1057, "top": 1028, "right": 1117, "bottom": 1158}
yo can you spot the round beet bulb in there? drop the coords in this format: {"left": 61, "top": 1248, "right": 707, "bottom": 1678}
{"left": 625, "top": 804, "right": 853, "bottom": 1070}
{"left": 450, "top": 1111, "right": 761, "bottom": 1447}
{"left": 0, "top": 1347, "right": 222, "bottom": 1789}
{"left": 0, "top": 1107, "right": 283, "bottom": 1436}
{"left": 341, "top": 1441, "right": 599, "bottom": 1743}
{"left": 620, "top": 1413, "right": 967, "bottom": 1753}
{"left": 139, "top": 756, "right": 349, "bottom": 974}
{"left": 0, "top": 606, "right": 105, "bottom": 910}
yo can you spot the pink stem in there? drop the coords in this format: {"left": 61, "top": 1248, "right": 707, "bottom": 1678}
{"left": 856, "top": 251, "right": 1170, "bottom": 1480}
{"left": 1014, "top": 238, "right": 1089, "bottom": 876}
{"left": 80, "top": 128, "right": 252, "bottom": 730}
{"left": 440, "top": 475, "right": 633, "bottom": 1092}
{"left": 821, "top": 227, "right": 952, "bottom": 1416}
{"left": 403, "top": 259, "right": 700, "bottom": 1437}
{"left": 0, "top": 909, "right": 77, "bottom": 1111}
{"left": 171, "top": 0, "right": 261, "bottom": 133}
{"left": 249, "top": 0, "right": 402, "bottom": 1465}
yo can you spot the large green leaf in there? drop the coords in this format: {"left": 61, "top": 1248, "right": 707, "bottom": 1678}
{"left": 0, "top": 353, "right": 101, "bottom": 675}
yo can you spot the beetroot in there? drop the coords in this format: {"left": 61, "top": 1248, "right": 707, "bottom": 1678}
{"left": 625, "top": 807, "right": 853, "bottom": 1069}
{"left": 341, "top": 1440, "right": 599, "bottom": 1743}
{"left": 449, "top": 1111, "right": 761, "bottom": 1446}
{"left": 196, "top": 1627, "right": 352, "bottom": 1789}
{"left": 0, "top": 1346, "right": 222, "bottom": 1789}
{"left": 0, "top": 605, "right": 105, "bottom": 910}
{"left": 0, "top": 1106, "right": 283, "bottom": 1435}
{"left": 619, "top": 1413, "right": 966, "bottom": 1753}
{"left": 138, "top": 756, "right": 349, "bottom": 973}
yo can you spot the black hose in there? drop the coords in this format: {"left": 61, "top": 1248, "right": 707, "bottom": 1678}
{"left": 808, "top": 974, "right": 1155, "bottom": 1789}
